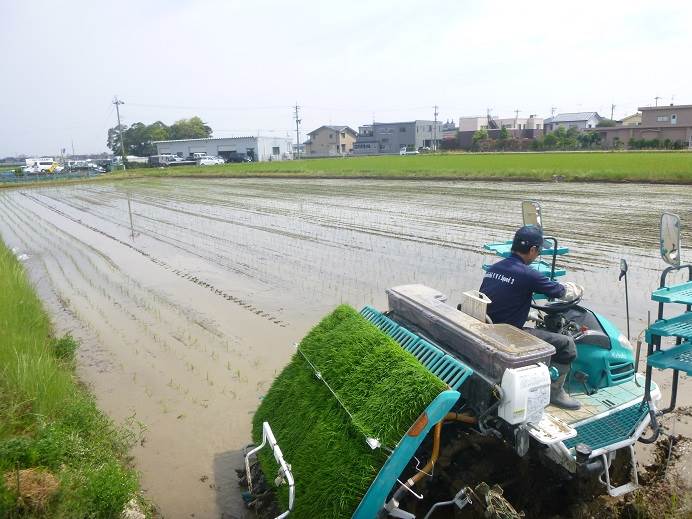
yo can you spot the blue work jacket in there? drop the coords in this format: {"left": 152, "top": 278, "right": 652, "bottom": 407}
{"left": 479, "top": 253, "right": 565, "bottom": 328}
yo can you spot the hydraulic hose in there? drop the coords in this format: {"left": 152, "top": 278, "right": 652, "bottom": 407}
{"left": 390, "top": 411, "right": 477, "bottom": 503}
{"left": 410, "top": 421, "right": 442, "bottom": 486}
{"left": 445, "top": 412, "right": 478, "bottom": 424}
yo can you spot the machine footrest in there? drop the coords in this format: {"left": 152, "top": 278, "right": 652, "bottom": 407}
{"left": 599, "top": 445, "right": 639, "bottom": 497}
{"left": 645, "top": 312, "right": 692, "bottom": 343}
{"left": 652, "top": 281, "right": 692, "bottom": 305}
{"left": 647, "top": 342, "right": 692, "bottom": 375}
{"left": 563, "top": 403, "right": 649, "bottom": 452}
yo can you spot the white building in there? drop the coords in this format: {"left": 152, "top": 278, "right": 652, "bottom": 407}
{"left": 543, "top": 112, "right": 603, "bottom": 132}
{"left": 459, "top": 115, "right": 544, "bottom": 132}
{"left": 153, "top": 136, "right": 293, "bottom": 162}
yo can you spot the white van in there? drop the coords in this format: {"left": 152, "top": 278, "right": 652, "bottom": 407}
{"left": 24, "top": 158, "right": 62, "bottom": 174}
{"left": 25, "top": 158, "right": 57, "bottom": 172}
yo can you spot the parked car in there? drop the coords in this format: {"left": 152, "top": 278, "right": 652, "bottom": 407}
{"left": 399, "top": 146, "right": 419, "bottom": 156}
{"left": 225, "top": 154, "right": 252, "bottom": 163}
{"left": 197, "top": 156, "right": 225, "bottom": 166}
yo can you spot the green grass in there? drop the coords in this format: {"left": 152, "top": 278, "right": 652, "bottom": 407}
{"left": 115, "top": 151, "right": 692, "bottom": 183}
{"left": 0, "top": 241, "right": 146, "bottom": 518}
{"left": 252, "top": 305, "right": 446, "bottom": 519}
{"left": 3, "top": 152, "right": 690, "bottom": 190}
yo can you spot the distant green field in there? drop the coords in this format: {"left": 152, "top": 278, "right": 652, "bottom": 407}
{"left": 117, "top": 151, "right": 692, "bottom": 183}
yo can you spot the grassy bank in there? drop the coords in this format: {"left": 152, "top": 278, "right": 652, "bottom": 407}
{"left": 0, "top": 241, "right": 146, "bottom": 517}
{"left": 119, "top": 151, "right": 692, "bottom": 183}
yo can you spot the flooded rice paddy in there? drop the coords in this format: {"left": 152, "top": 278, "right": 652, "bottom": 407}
{"left": 1, "top": 178, "right": 691, "bottom": 518}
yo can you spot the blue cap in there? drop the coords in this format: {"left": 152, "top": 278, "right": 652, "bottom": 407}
{"left": 512, "top": 225, "right": 545, "bottom": 252}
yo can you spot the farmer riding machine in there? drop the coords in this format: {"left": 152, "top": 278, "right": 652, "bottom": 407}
{"left": 240, "top": 203, "right": 690, "bottom": 518}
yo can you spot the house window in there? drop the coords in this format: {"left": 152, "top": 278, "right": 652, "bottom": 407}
{"left": 341, "top": 144, "right": 346, "bottom": 152}
{"left": 671, "top": 114, "right": 677, "bottom": 125}
{"left": 340, "top": 132, "right": 345, "bottom": 138}
{"left": 657, "top": 116, "right": 669, "bottom": 122}
{"left": 272, "top": 147, "right": 280, "bottom": 155}
{"left": 428, "top": 125, "right": 432, "bottom": 131}
{"left": 400, "top": 127, "right": 406, "bottom": 132}
{"left": 329, "top": 133, "right": 333, "bottom": 138}
{"left": 382, "top": 138, "right": 389, "bottom": 143}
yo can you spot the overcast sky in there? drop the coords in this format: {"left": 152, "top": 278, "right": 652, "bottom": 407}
{"left": 1, "top": 0, "right": 691, "bottom": 156}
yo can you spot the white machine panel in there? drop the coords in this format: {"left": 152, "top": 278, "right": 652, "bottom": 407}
{"left": 498, "top": 364, "right": 550, "bottom": 425}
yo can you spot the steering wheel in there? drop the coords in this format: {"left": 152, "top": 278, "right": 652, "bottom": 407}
{"left": 530, "top": 294, "right": 582, "bottom": 314}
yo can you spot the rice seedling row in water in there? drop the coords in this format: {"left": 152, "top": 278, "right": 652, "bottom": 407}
{"left": 18, "top": 191, "right": 289, "bottom": 326}
{"left": 3, "top": 193, "right": 258, "bottom": 407}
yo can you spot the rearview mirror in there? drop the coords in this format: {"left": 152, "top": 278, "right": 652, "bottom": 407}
{"left": 660, "top": 212, "right": 681, "bottom": 266}
{"left": 619, "top": 258, "right": 628, "bottom": 280}
{"left": 522, "top": 200, "right": 542, "bottom": 229}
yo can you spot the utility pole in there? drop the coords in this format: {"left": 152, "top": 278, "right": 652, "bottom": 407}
{"left": 654, "top": 96, "right": 661, "bottom": 107}
{"left": 514, "top": 109, "right": 520, "bottom": 129}
{"left": 433, "top": 105, "right": 439, "bottom": 151}
{"left": 113, "top": 96, "right": 126, "bottom": 171}
{"left": 293, "top": 103, "right": 301, "bottom": 160}
{"left": 611, "top": 103, "right": 616, "bottom": 121}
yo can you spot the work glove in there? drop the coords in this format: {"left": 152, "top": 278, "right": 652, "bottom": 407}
{"left": 527, "top": 308, "right": 542, "bottom": 323}
{"left": 560, "top": 281, "right": 584, "bottom": 302}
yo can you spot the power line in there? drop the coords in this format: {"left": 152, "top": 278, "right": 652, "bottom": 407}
{"left": 126, "top": 102, "right": 288, "bottom": 111}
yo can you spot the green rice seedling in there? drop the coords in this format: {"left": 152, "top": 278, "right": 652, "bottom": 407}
{"left": 252, "top": 305, "right": 446, "bottom": 519}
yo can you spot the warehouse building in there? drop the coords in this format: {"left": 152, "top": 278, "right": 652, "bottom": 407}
{"left": 153, "top": 136, "right": 293, "bottom": 162}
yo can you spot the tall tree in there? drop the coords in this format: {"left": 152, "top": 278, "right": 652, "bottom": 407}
{"left": 106, "top": 117, "right": 211, "bottom": 156}
{"left": 168, "top": 117, "right": 212, "bottom": 140}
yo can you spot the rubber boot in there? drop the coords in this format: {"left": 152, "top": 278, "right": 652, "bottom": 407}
{"left": 550, "top": 363, "right": 581, "bottom": 410}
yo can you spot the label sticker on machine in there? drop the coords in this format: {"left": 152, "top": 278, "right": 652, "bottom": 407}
{"left": 526, "top": 385, "right": 550, "bottom": 424}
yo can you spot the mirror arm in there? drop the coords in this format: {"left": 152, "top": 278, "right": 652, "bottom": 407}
{"left": 543, "top": 236, "right": 559, "bottom": 281}
{"left": 659, "top": 264, "right": 692, "bottom": 290}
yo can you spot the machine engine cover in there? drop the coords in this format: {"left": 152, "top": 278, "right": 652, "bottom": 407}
{"left": 386, "top": 284, "right": 555, "bottom": 381}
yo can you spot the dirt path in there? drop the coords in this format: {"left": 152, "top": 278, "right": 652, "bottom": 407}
{"left": 0, "top": 178, "right": 690, "bottom": 517}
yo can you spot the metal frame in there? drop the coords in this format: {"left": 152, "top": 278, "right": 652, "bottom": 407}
{"left": 245, "top": 421, "right": 295, "bottom": 519}
{"left": 641, "top": 264, "right": 692, "bottom": 443}
{"left": 599, "top": 445, "right": 639, "bottom": 497}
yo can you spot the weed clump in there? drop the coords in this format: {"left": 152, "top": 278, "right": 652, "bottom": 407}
{"left": 50, "top": 334, "right": 78, "bottom": 362}
{"left": 252, "top": 305, "right": 446, "bottom": 518}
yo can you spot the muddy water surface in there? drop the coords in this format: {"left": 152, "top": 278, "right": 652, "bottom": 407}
{"left": 1, "top": 178, "right": 690, "bottom": 518}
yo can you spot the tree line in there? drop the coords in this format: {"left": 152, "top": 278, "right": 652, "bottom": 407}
{"left": 107, "top": 116, "right": 212, "bottom": 157}
{"left": 468, "top": 126, "right": 602, "bottom": 152}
